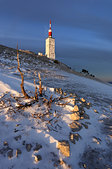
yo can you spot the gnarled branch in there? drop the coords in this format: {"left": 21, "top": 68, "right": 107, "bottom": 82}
{"left": 17, "top": 42, "right": 30, "bottom": 99}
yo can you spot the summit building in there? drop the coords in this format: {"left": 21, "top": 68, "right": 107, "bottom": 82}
{"left": 45, "top": 20, "right": 55, "bottom": 60}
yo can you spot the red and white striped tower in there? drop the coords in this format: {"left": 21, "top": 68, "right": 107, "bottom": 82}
{"left": 48, "top": 20, "right": 52, "bottom": 37}
{"left": 45, "top": 20, "right": 55, "bottom": 60}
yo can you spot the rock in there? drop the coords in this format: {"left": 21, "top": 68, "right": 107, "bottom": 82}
{"left": 69, "top": 133, "right": 81, "bottom": 144}
{"left": 55, "top": 88, "right": 58, "bottom": 93}
{"left": 22, "top": 140, "right": 26, "bottom": 145}
{"left": 59, "top": 88, "right": 63, "bottom": 95}
{"left": 86, "top": 102, "right": 92, "bottom": 109}
{"left": 57, "top": 140, "right": 70, "bottom": 157}
{"left": 16, "top": 149, "right": 21, "bottom": 157}
{"left": 33, "top": 143, "right": 42, "bottom": 151}
{"left": 50, "top": 152, "right": 71, "bottom": 168}
{"left": 4, "top": 141, "right": 8, "bottom": 146}
{"left": 69, "top": 133, "right": 75, "bottom": 144}
{"left": 34, "top": 154, "right": 42, "bottom": 163}
{"left": 108, "top": 135, "right": 112, "bottom": 139}
{"left": 93, "top": 137, "right": 101, "bottom": 144}
{"left": 14, "top": 129, "right": 19, "bottom": 132}
{"left": 59, "top": 159, "right": 64, "bottom": 165}
{"left": 55, "top": 88, "right": 63, "bottom": 94}
{"left": 7, "top": 149, "right": 13, "bottom": 159}
{"left": 87, "top": 102, "right": 91, "bottom": 106}
{"left": 16, "top": 124, "right": 21, "bottom": 127}
{"left": 81, "top": 113, "right": 90, "bottom": 119}
{"left": 83, "top": 163, "right": 87, "bottom": 168}
{"left": 14, "top": 135, "right": 21, "bottom": 141}
{"left": 26, "top": 144, "right": 32, "bottom": 152}
{"left": 70, "top": 112, "right": 80, "bottom": 121}
{"left": 64, "top": 92, "right": 67, "bottom": 96}
{"left": 79, "top": 162, "right": 87, "bottom": 169}
{"left": 81, "top": 123, "right": 88, "bottom": 129}
{"left": 94, "top": 109, "right": 99, "bottom": 113}
{"left": 54, "top": 158, "right": 71, "bottom": 168}
{"left": 72, "top": 98, "right": 75, "bottom": 105}
{"left": 81, "top": 98, "right": 86, "bottom": 102}
{"left": 73, "top": 105, "right": 79, "bottom": 112}
{"left": 69, "top": 121, "right": 82, "bottom": 132}
{"left": 82, "top": 102, "right": 92, "bottom": 109}
{"left": 79, "top": 106, "right": 85, "bottom": 115}
{"left": 85, "top": 122, "right": 91, "bottom": 125}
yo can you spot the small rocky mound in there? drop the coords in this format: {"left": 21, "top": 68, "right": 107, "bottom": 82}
{"left": 57, "top": 140, "right": 70, "bottom": 157}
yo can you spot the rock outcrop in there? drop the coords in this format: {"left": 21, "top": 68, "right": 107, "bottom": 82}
{"left": 57, "top": 140, "right": 70, "bottom": 157}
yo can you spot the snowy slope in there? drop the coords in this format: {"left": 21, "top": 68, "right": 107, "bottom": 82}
{"left": 0, "top": 45, "right": 112, "bottom": 169}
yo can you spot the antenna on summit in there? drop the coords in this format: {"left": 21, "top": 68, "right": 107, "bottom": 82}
{"left": 48, "top": 19, "right": 52, "bottom": 37}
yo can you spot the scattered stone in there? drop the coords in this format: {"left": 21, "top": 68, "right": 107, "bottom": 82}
{"left": 94, "top": 109, "right": 99, "bottom": 113}
{"left": 64, "top": 92, "right": 67, "bottom": 96}
{"left": 33, "top": 143, "right": 42, "bottom": 151}
{"left": 14, "top": 129, "right": 19, "bottom": 132}
{"left": 0, "top": 146, "right": 11, "bottom": 155}
{"left": 55, "top": 88, "right": 59, "bottom": 93}
{"left": 34, "top": 154, "right": 42, "bottom": 163}
{"left": 14, "top": 135, "right": 21, "bottom": 141}
{"left": 57, "top": 140, "right": 70, "bottom": 157}
{"left": 83, "top": 163, "right": 87, "bottom": 168}
{"left": 55, "top": 88, "right": 63, "bottom": 95}
{"left": 16, "top": 149, "right": 21, "bottom": 157}
{"left": 85, "top": 121, "right": 91, "bottom": 125}
{"left": 7, "top": 149, "right": 13, "bottom": 159}
{"left": 69, "top": 133, "right": 75, "bottom": 144}
{"left": 80, "top": 146, "right": 111, "bottom": 169}
{"left": 26, "top": 144, "right": 32, "bottom": 152}
{"left": 72, "top": 98, "right": 75, "bottom": 105}
{"left": 81, "top": 102, "right": 92, "bottom": 109}
{"left": 22, "top": 140, "right": 26, "bottom": 145}
{"left": 50, "top": 152, "right": 60, "bottom": 167}
{"left": 4, "top": 141, "right": 8, "bottom": 146}
{"left": 69, "top": 121, "right": 82, "bottom": 132}
{"left": 81, "top": 98, "right": 86, "bottom": 102}
{"left": 50, "top": 152, "right": 70, "bottom": 168}
{"left": 79, "top": 106, "right": 85, "bottom": 115}
{"left": 38, "top": 103, "right": 41, "bottom": 107}
{"left": 73, "top": 105, "right": 79, "bottom": 112}
{"left": 108, "top": 134, "right": 112, "bottom": 139}
{"left": 59, "top": 89, "right": 63, "bottom": 95}
{"left": 93, "top": 137, "right": 101, "bottom": 144}
{"left": 70, "top": 112, "right": 80, "bottom": 121}
{"left": 110, "top": 107, "right": 112, "bottom": 111}
{"left": 86, "top": 102, "right": 92, "bottom": 109}
{"left": 54, "top": 158, "right": 71, "bottom": 168}
{"left": 16, "top": 124, "right": 21, "bottom": 127}
{"left": 59, "top": 159, "right": 64, "bottom": 165}
{"left": 80, "top": 117, "right": 84, "bottom": 120}
{"left": 81, "top": 113, "right": 90, "bottom": 119}
{"left": 81, "top": 123, "right": 88, "bottom": 129}
{"left": 69, "top": 133, "right": 81, "bottom": 144}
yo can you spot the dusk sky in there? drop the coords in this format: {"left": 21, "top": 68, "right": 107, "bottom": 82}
{"left": 0, "top": 0, "right": 112, "bottom": 81}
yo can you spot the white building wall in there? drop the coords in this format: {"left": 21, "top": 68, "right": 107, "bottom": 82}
{"left": 45, "top": 37, "right": 55, "bottom": 60}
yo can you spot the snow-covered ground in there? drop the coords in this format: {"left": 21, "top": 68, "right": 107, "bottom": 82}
{"left": 0, "top": 46, "right": 112, "bottom": 169}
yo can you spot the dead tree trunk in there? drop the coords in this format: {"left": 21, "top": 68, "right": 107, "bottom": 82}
{"left": 17, "top": 43, "right": 30, "bottom": 99}
{"left": 34, "top": 77, "right": 38, "bottom": 100}
{"left": 38, "top": 72, "right": 43, "bottom": 96}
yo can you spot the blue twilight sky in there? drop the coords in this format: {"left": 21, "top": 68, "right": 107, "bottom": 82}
{"left": 0, "top": 0, "right": 112, "bottom": 81}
